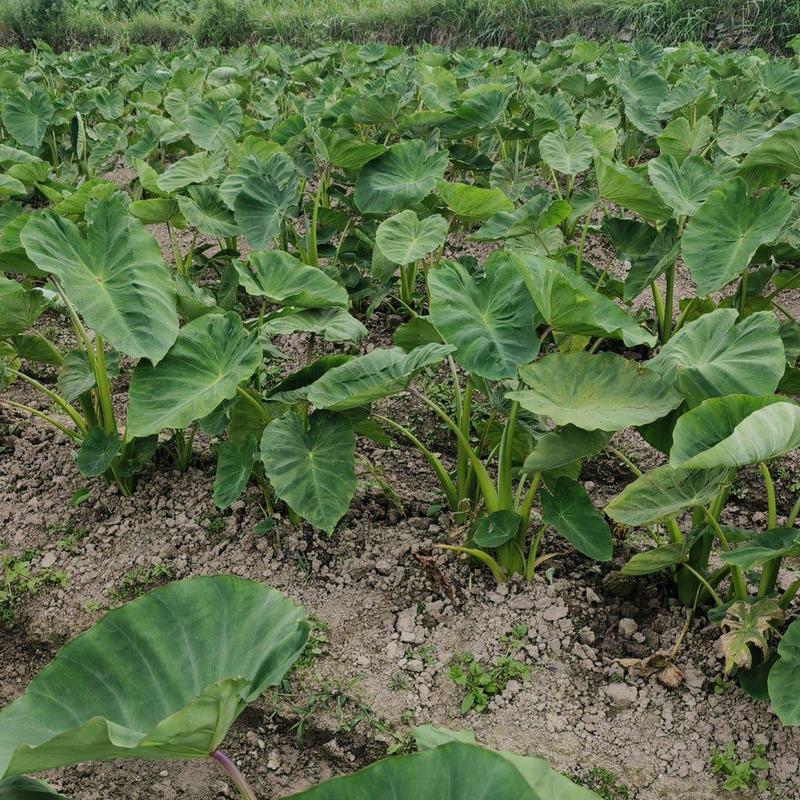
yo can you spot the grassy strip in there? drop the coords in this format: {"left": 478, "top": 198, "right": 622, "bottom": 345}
{"left": 0, "top": 0, "right": 798, "bottom": 51}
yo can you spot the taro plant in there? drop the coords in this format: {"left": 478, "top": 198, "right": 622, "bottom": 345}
{"left": 604, "top": 309, "right": 800, "bottom": 724}
{"left": 0, "top": 576, "right": 598, "bottom": 800}
{"left": 1, "top": 194, "right": 180, "bottom": 494}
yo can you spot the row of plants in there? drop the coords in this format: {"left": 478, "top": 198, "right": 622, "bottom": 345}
{"left": 0, "top": 33, "right": 799, "bottom": 786}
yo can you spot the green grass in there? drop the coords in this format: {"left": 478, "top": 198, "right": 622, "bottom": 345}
{"left": 0, "top": 0, "right": 798, "bottom": 51}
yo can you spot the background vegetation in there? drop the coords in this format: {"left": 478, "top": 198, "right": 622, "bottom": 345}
{"left": 0, "top": 0, "right": 798, "bottom": 52}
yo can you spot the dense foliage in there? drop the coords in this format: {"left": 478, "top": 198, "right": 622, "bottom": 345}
{"left": 0, "top": 34, "right": 799, "bottom": 747}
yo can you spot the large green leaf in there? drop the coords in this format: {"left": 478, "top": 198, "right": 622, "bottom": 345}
{"left": 311, "top": 128, "right": 386, "bottom": 171}
{"left": 738, "top": 114, "right": 800, "bottom": 188}
{"left": 307, "top": 344, "right": 454, "bottom": 411}
{"left": 156, "top": 150, "right": 226, "bottom": 193}
{"left": 670, "top": 395, "right": 800, "bottom": 469}
{"left": 287, "top": 741, "right": 597, "bottom": 800}
{"left": 721, "top": 528, "right": 800, "bottom": 570}
{"left": 515, "top": 256, "right": 656, "bottom": 348}
{"left": 768, "top": 617, "right": 800, "bottom": 725}
{"left": 0, "top": 576, "right": 308, "bottom": 777}
{"left": 539, "top": 130, "right": 593, "bottom": 176}
{"left": 177, "top": 185, "right": 238, "bottom": 238}
{"left": 617, "top": 64, "right": 666, "bottom": 137}
{"left": 0, "top": 277, "right": 48, "bottom": 337}
{"left": 428, "top": 253, "right": 540, "bottom": 380}
{"left": 717, "top": 108, "right": 764, "bottom": 157}
{"left": 262, "top": 308, "right": 366, "bottom": 343}
{"left": 436, "top": 181, "right": 513, "bottom": 222}
{"left": 213, "top": 435, "right": 258, "bottom": 510}
{"left": 76, "top": 427, "right": 120, "bottom": 478}
{"left": 541, "top": 477, "right": 612, "bottom": 561}
{"left": 127, "top": 312, "right": 261, "bottom": 438}
{"left": 646, "top": 309, "right": 786, "bottom": 407}
{"left": 187, "top": 98, "right": 242, "bottom": 150}
{"left": 603, "top": 217, "right": 678, "bottom": 302}
{"left": 524, "top": 426, "right": 611, "bottom": 472}
{"left": 260, "top": 411, "right": 356, "bottom": 534}
{"left": 235, "top": 251, "right": 347, "bottom": 308}
{"left": 354, "top": 140, "right": 448, "bottom": 214}
{"left": 681, "top": 179, "right": 791, "bottom": 295}
{"left": 2, "top": 87, "right": 54, "bottom": 148}
{"left": 375, "top": 210, "right": 447, "bottom": 265}
{"left": 20, "top": 196, "right": 178, "bottom": 363}
{"left": 605, "top": 465, "right": 728, "bottom": 525}
{"left": 647, "top": 155, "right": 718, "bottom": 217}
{"left": 595, "top": 158, "right": 670, "bottom": 223}
{"left": 509, "top": 352, "right": 681, "bottom": 431}
{"left": 234, "top": 170, "right": 298, "bottom": 250}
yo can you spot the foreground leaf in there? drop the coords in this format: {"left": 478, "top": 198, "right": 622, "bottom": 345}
{"left": 768, "top": 617, "right": 800, "bottom": 725}
{"left": 721, "top": 528, "right": 800, "bottom": 570}
{"left": 646, "top": 309, "right": 785, "bottom": 408}
{"left": 0, "top": 576, "right": 308, "bottom": 777}
{"left": 287, "top": 740, "right": 597, "bottom": 800}
{"left": 375, "top": 210, "right": 447, "bottom": 265}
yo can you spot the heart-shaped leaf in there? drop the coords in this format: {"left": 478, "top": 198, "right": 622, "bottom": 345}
{"left": 2, "top": 87, "right": 54, "bottom": 148}
{"left": 681, "top": 178, "right": 791, "bottom": 295}
{"left": 156, "top": 150, "right": 226, "bottom": 193}
{"left": 605, "top": 465, "right": 728, "bottom": 525}
{"left": 76, "top": 427, "right": 121, "bottom": 478}
{"left": 187, "top": 98, "right": 242, "bottom": 150}
{"left": 177, "top": 185, "right": 238, "bottom": 238}
{"left": 515, "top": 256, "right": 656, "bottom": 348}
{"left": 539, "top": 130, "right": 593, "bottom": 176}
{"left": 375, "top": 210, "right": 447, "bottom": 265}
{"left": 647, "top": 155, "right": 718, "bottom": 217}
{"left": 670, "top": 395, "right": 800, "bottom": 469}
{"left": 721, "top": 528, "right": 800, "bottom": 570}
{"left": 127, "top": 312, "right": 261, "bottom": 438}
{"left": 20, "top": 196, "right": 178, "bottom": 363}
{"left": 509, "top": 352, "right": 681, "bottom": 431}
{"left": 524, "top": 427, "right": 611, "bottom": 472}
{"left": 0, "top": 576, "right": 308, "bottom": 778}
{"left": 236, "top": 251, "right": 347, "bottom": 308}
{"left": 436, "top": 181, "right": 513, "bottom": 222}
{"left": 260, "top": 411, "right": 356, "bottom": 534}
{"left": 738, "top": 114, "right": 800, "bottom": 188}
{"left": 234, "top": 170, "right": 298, "bottom": 250}
{"left": 473, "top": 510, "right": 522, "bottom": 549}
{"left": 646, "top": 309, "right": 786, "bottom": 407}
{"left": 213, "top": 435, "right": 258, "bottom": 510}
{"left": 428, "top": 253, "right": 540, "bottom": 380}
{"left": 541, "top": 477, "right": 612, "bottom": 561}
{"left": 354, "top": 140, "right": 448, "bottom": 214}
{"left": 595, "top": 158, "right": 670, "bottom": 223}
{"left": 307, "top": 344, "right": 454, "bottom": 411}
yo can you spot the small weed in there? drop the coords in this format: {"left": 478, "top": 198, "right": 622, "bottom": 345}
{"left": 201, "top": 515, "right": 226, "bottom": 540}
{"left": 713, "top": 675, "right": 733, "bottom": 695}
{"left": 449, "top": 626, "right": 529, "bottom": 714}
{"left": 577, "top": 767, "right": 631, "bottom": 800}
{"left": 48, "top": 522, "right": 87, "bottom": 552}
{"left": 109, "top": 563, "right": 173, "bottom": 602}
{"left": 0, "top": 550, "right": 68, "bottom": 627}
{"left": 292, "top": 616, "right": 329, "bottom": 672}
{"left": 710, "top": 742, "right": 770, "bottom": 793}
{"left": 389, "top": 673, "right": 410, "bottom": 691}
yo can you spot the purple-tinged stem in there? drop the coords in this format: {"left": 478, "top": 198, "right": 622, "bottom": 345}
{"left": 212, "top": 749, "right": 258, "bottom": 800}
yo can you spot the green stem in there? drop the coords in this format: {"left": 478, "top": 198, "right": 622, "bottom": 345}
{"left": 374, "top": 414, "right": 458, "bottom": 511}
{"left": 661, "top": 263, "right": 675, "bottom": 342}
{"left": 779, "top": 578, "right": 800, "bottom": 610}
{"left": 235, "top": 386, "right": 270, "bottom": 424}
{"left": 0, "top": 398, "right": 81, "bottom": 441}
{"left": 93, "top": 334, "right": 118, "bottom": 436}
{"left": 455, "top": 375, "right": 473, "bottom": 504}
{"left": 212, "top": 750, "right": 258, "bottom": 800}
{"left": 682, "top": 563, "right": 723, "bottom": 607}
{"left": 738, "top": 269, "right": 749, "bottom": 317}
{"left": 787, "top": 495, "right": 800, "bottom": 527}
{"left": 411, "top": 388, "right": 498, "bottom": 511}
{"left": 609, "top": 446, "right": 642, "bottom": 477}
{"left": 525, "top": 524, "right": 547, "bottom": 581}
{"left": 8, "top": 369, "right": 88, "bottom": 434}
{"left": 758, "top": 462, "right": 777, "bottom": 530}
{"left": 700, "top": 506, "right": 747, "bottom": 600}
{"left": 497, "top": 401, "right": 518, "bottom": 509}
{"left": 574, "top": 213, "right": 592, "bottom": 276}
{"left": 437, "top": 544, "right": 507, "bottom": 584}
